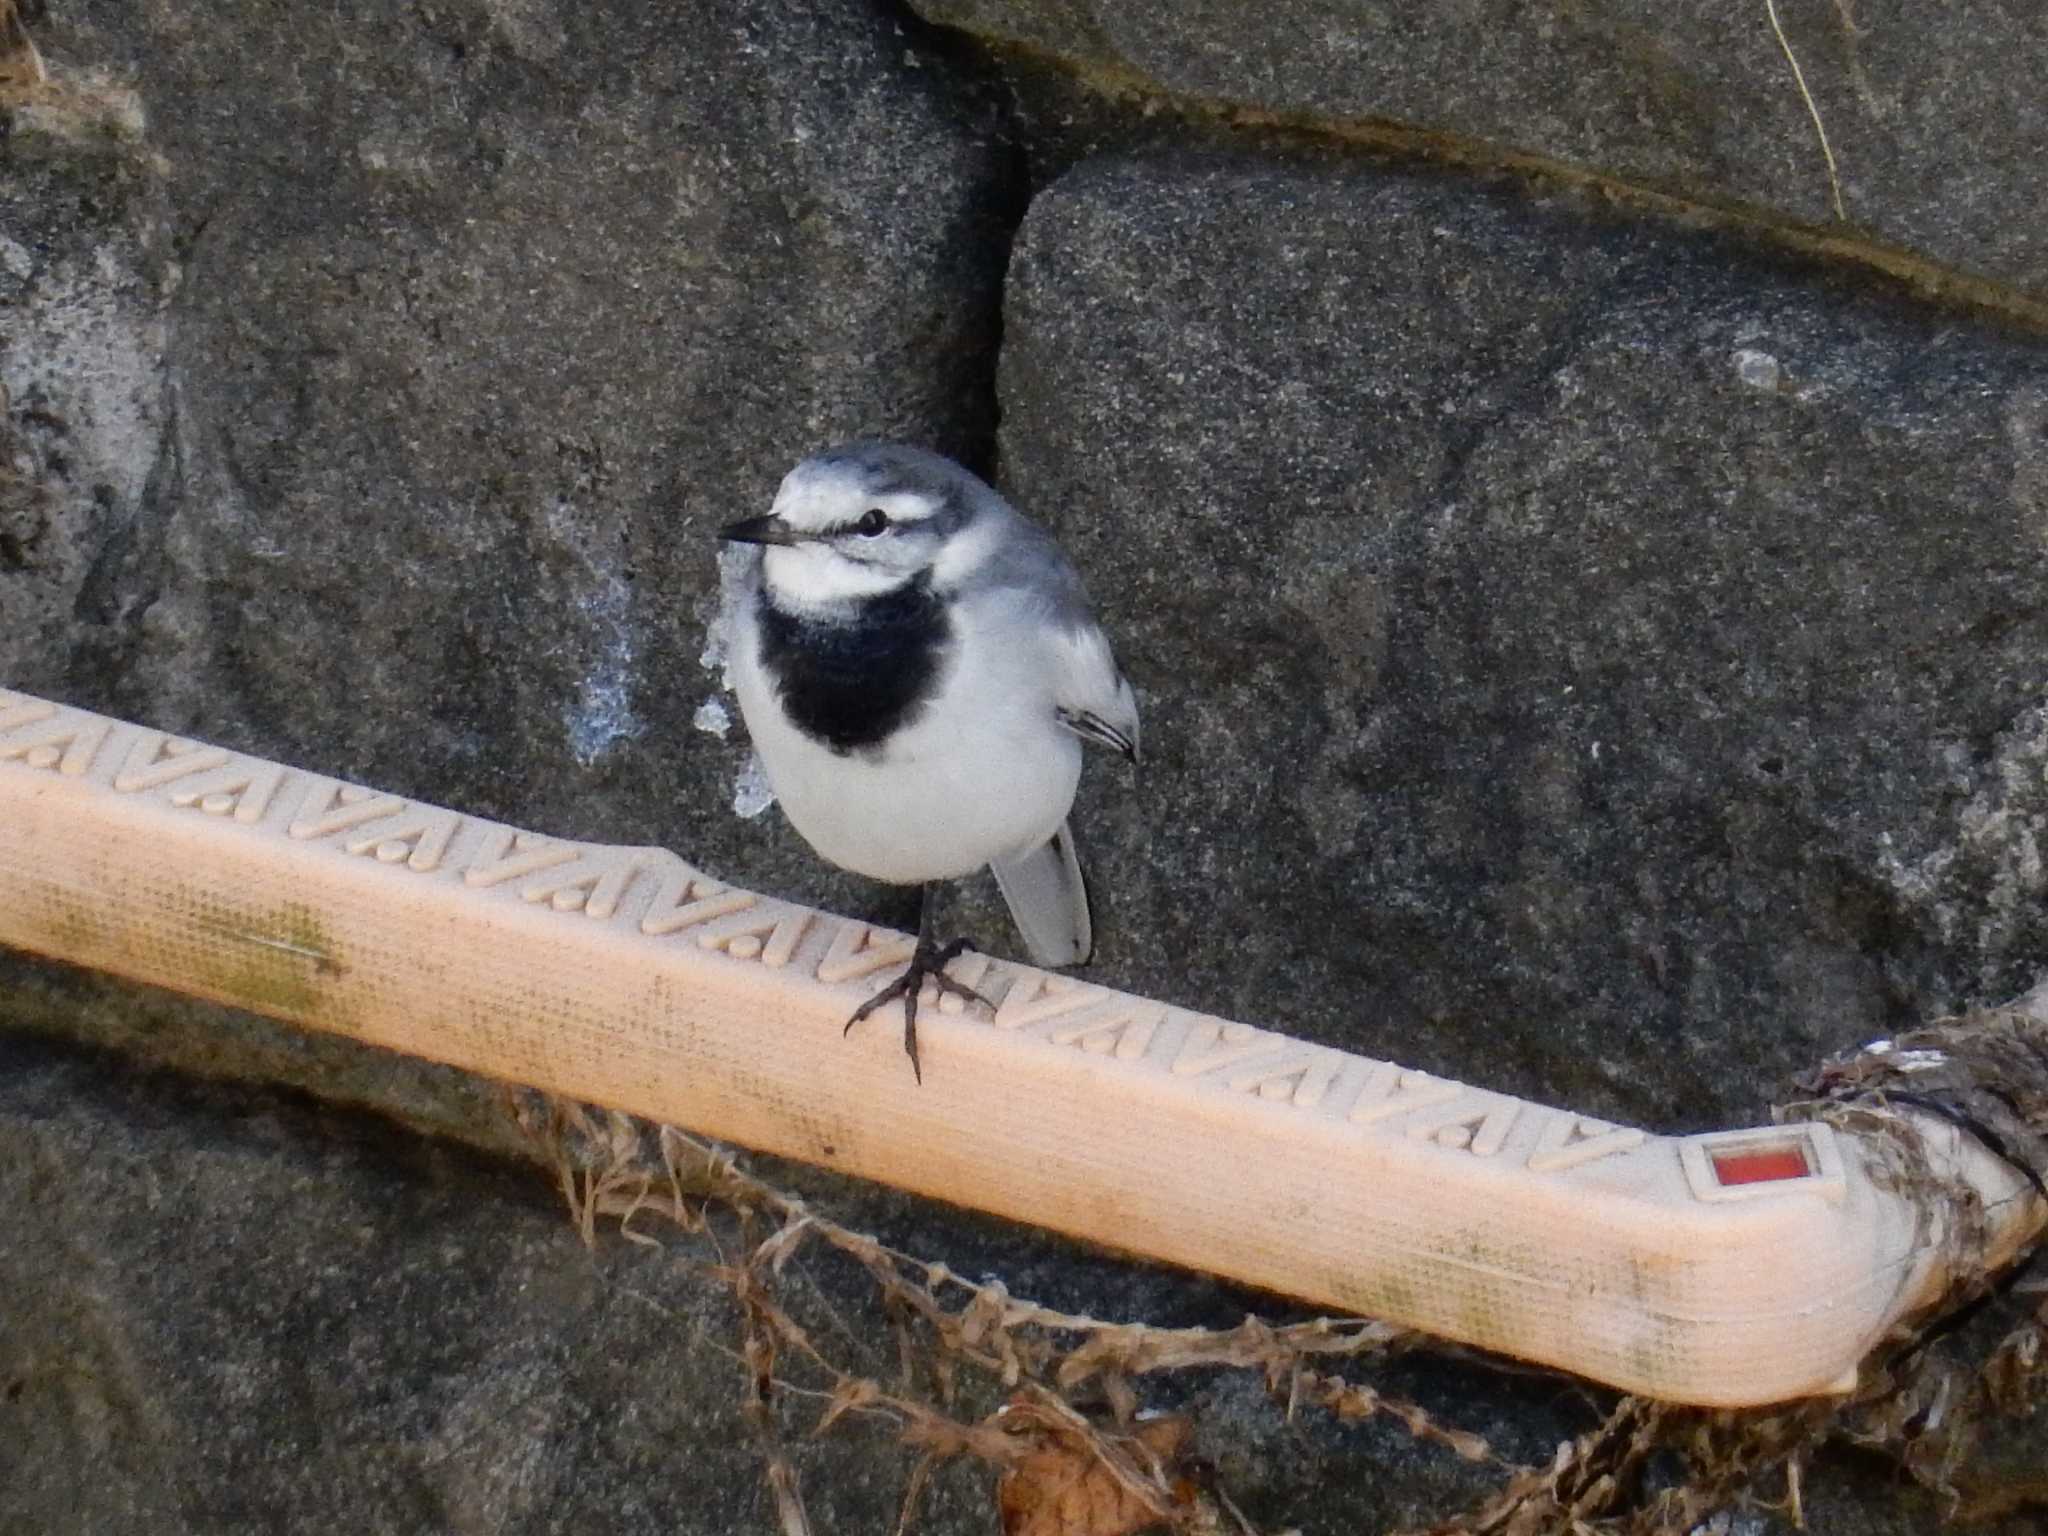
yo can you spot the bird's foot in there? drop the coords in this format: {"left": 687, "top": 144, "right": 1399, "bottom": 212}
{"left": 844, "top": 936, "right": 992, "bottom": 1083}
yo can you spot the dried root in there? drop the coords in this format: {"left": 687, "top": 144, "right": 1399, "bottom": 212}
{"left": 0, "top": 0, "right": 46, "bottom": 96}
{"left": 511, "top": 1091, "right": 1482, "bottom": 1535}
{"left": 507, "top": 995, "right": 2048, "bottom": 1534}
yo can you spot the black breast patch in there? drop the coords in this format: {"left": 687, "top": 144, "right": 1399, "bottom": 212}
{"left": 756, "top": 578, "right": 950, "bottom": 756}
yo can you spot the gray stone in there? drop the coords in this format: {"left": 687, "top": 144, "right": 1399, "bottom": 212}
{"left": 0, "top": 1033, "right": 870, "bottom": 1535}
{"left": 912, "top": 0, "right": 2048, "bottom": 300}
{"left": 7, "top": 0, "right": 1012, "bottom": 921}
{"left": 996, "top": 150, "right": 2048, "bottom": 1131}
{"left": 0, "top": 80, "right": 165, "bottom": 698}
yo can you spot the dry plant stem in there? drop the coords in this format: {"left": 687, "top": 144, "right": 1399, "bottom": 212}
{"left": 525, "top": 1094, "right": 1487, "bottom": 1536}
{"left": 0, "top": 0, "right": 48, "bottom": 91}
{"left": 533, "top": 1090, "right": 2047, "bottom": 1536}
{"left": 740, "top": 1275, "right": 818, "bottom": 1536}
{"left": 1765, "top": 0, "right": 1847, "bottom": 220}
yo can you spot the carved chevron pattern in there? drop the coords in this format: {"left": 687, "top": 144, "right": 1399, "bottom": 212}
{"left": 0, "top": 689, "right": 1656, "bottom": 1180}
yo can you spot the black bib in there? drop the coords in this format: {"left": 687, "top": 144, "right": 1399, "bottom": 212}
{"left": 756, "top": 577, "right": 950, "bottom": 756}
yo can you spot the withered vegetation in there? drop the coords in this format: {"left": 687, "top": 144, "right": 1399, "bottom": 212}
{"left": 0, "top": 0, "right": 44, "bottom": 96}
{"left": 511, "top": 1000, "right": 2048, "bottom": 1535}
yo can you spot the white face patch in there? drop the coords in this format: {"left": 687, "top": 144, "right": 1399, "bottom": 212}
{"left": 760, "top": 542, "right": 913, "bottom": 609}
{"left": 757, "top": 466, "right": 948, "bottom": 612}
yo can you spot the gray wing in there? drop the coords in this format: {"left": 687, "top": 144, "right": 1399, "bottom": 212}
{"left": 972, "top": 510, "right": 1142, "bottom": 762}
{"left": 990, "top": 820, "right": 1092, "bottom": 968}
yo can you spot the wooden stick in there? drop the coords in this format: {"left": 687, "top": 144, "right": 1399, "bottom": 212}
{"left": 0, "top": 686, "right": 2037, "bottom": 1405}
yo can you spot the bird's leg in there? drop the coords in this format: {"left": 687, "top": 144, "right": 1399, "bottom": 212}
{"left": 843, "top": 882, "right": 992, "bottom": 1081}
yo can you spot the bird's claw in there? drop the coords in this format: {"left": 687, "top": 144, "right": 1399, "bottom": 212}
{"left": 844, "top": 937, "right": 992, "bottom": 1082}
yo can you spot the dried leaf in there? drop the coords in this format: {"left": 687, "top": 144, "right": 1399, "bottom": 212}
{"left": 1, "top": 0, "right": 47, "bottom": 91}
{"left": 996, "top": 1415, "right": 1193, "bottom": 1536}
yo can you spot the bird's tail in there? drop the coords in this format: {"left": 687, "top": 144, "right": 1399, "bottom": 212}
{"left": 990, "top": 821, "right": 1093, "bottom": 968}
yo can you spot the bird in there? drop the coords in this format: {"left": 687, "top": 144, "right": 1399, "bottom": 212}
{"left": 718, "top": 443, "right": 1139, "bottom": 1080}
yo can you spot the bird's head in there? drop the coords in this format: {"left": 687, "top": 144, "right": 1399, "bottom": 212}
{"left": 720, "top": 443, "right": 1000, "bottom": 610}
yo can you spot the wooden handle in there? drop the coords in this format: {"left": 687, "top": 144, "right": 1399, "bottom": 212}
{"left": 0, "top": 686, "right": 2035, "bottom": 1404}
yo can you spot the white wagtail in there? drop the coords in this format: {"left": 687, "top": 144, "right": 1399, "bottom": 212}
{"left": 719, "top": 443, "right": 1140, "bottom": 1079}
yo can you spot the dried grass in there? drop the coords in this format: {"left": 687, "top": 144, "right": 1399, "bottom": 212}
{"left": 510, "top": 1093, "right": 1482, "bottom": 1535}
{"left": 508, "top": 1023, "right": 2047, "bottom": 1536}
{"left": 0, "top": 0, "right": 45, "bottom": 94}
{"left": 1764, "top": 0, "right": 1847, "bottom": 221}
{"left": 0, "top": 1, "right": 152, "bottom": 145}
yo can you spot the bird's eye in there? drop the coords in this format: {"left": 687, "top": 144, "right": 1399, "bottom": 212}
{"left": 854, "top": 508, "right": 890, "bottom": 537}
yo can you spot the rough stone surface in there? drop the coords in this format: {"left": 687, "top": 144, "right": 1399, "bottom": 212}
{"left": 7, "top": 0, "right": 1013, "bottom": 911}
{"left": 914, "top": 0, "right": 2048, "bottom": 299}
{"left": 0, "top": 1034, "right": 886, "bottom": 1535}
{"left": 999, "top": 150, "right": 2048, "bottom": 1132}
{"left": 0, "top": 83, "right": 164, "bottom": 697}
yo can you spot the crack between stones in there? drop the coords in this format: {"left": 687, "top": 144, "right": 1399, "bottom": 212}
{"left": 871, "top": 0, "right": 1037, "bottom": 480}
{"left": 942, "top": 34, "right": 2048, "bottom": 342}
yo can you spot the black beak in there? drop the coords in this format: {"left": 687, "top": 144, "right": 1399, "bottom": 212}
{"left": 719, "top": 514, "right": 803, "bottom": 547}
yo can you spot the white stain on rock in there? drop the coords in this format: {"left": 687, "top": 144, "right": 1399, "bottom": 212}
{"left": 732, "top": 752, "right": 776, "bottom": 819}
{"left": 692, "top": 697, "right": 731, "bottom": 738}
{"left": 699, "top": 542, "right": 755, "bottom": 689}
{"left": 548, "top": 497, "right": 645, "bottom": 766}
{"left": 2008, "top": 384, "right": 2048, "bottom": 542}
{"left": 1877, "top": 704, "right": 2048, "bottom": 987}
{"left": 702, "top": 541, "right": 776, "bottom": 816}
{"left": 1733, "top": 348, "right": 1782, "bottom": 393}
{"left": 2, "top": 261, "right": 166, "bottom": 516}
{"left": 565, "top": 572, "right": 643, "bottom": 765}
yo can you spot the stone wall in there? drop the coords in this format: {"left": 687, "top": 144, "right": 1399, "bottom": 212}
{"left": 5, "top": 2, "right": 2046, "bottom": 1530}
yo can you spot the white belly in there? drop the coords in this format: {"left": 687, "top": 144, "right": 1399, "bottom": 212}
{"left": 732, "top": 602, "right": 1082, "bottom": 884}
